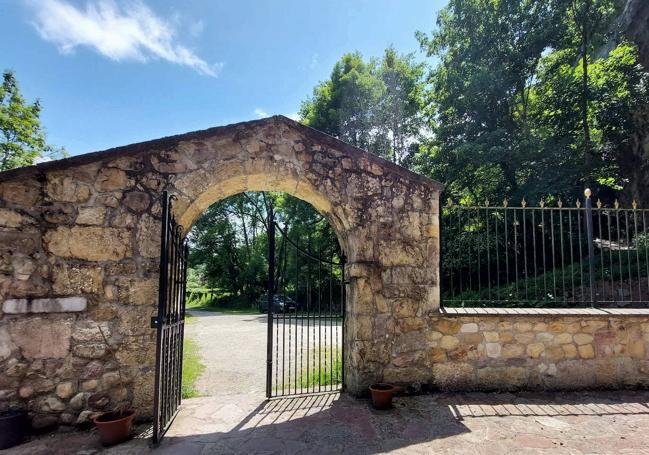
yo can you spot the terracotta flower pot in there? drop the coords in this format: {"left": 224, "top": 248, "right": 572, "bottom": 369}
{"left": 369, "top": 383, "right": 398, "bottom": 410}
{"left": 93, "top": 408, "right": 137, "bottom": 446}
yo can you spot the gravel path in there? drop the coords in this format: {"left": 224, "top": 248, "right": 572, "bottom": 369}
{"left": 186, "top": 310, "right": 268, "bottom": 397}
{"left": 185, "top": 310, "right": 343, "bottom": 397}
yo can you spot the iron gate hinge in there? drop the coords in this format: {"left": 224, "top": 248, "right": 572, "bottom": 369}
{"left": 150, "top": 317, "right": 159, "bottom": 328}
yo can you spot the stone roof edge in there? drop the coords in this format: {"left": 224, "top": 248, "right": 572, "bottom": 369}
{"left": 277, "top": 116, "right": 444, "bottom": 191}
{"left": 0, "top": 115, "right": 445, "bottom": 192}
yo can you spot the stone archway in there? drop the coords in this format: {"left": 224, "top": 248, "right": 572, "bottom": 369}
{"left": 0, "top": 116, "right": 443, "bottom": 427}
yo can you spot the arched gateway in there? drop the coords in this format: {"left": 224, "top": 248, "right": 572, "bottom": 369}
{"left": 0, "top": 116, "right": 443, "bottom": 428}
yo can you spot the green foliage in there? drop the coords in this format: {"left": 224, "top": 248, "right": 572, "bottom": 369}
{"left": 181, "top": 337, "right": 205, "bottom": 399}
{"left": 187, "top": 192, "right": 341, "bottom": 306}
{"left": 0, "top": 70, "right": 65, "bottom": 171}
{"left": 412, "top": 0, "right": 646, "bottom": 206}
{"left": 300, "top": 48, "right": 425, "bottom": 165}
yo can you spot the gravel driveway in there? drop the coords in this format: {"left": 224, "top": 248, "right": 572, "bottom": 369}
{"left": 186, "top": 310, "right": 268, "bottom": 397}
{"left": 185, "top": 310, "right": 343, "bottom": 397}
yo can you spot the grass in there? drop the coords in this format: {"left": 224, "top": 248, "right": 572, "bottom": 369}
{"left": 445, "top": 249, "right": 649, "bottom": 307}
{"left": 181, "top": 337, "right": 205, "bottom": 399}
{"left": 185, "top": 291, "right": 260, "bottom": 314}
{"left": 276, "top": 347, "right": 342, "bottom": 391}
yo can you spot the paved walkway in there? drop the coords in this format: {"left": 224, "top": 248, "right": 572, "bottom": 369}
{"left": 9, "top": 390, "right": 649, "bottom": 454}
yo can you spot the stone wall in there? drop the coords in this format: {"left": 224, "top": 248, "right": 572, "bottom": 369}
{"left": 423, "top": 312, "right": 649, "bottom": 390}
{"left": 1, "top": 115, "right": 646, "bottom": 432}
{"left": 0, "top": 116, "right": 442, "bottom": 429}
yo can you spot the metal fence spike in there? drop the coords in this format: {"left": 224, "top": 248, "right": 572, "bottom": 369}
{"left": 614, "top": 199, "right": 619, "bottom": 209}
{"left": 521, "top": 197, "right": 527, "bottom": 208}
{"left": 597, "top": 199, "right": 602, "bottom": 208}
{"left": 557, "top": 199, "right": 563, "bottom": 208}
{"left": 632, "top": 199, "right": 638, "bottom": 210}
{"left": 539, "top": 199, "right": 545, "bottom": 208}
{"left": 576, "top": 199, "right": 581, "bottom": 208}
{"left": 503, "top": 198, "right": 508, "bottom": 208}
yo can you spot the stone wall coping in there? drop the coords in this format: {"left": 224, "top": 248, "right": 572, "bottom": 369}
{"left": 438, "top": 307, "right": 649, "bottom": 317}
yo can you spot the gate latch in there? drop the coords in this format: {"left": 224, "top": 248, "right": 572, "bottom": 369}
{"left": 150, "top": 317, "right": 159, "bottom": 328}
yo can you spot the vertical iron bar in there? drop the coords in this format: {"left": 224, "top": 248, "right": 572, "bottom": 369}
{"left": 584, "top": 195, "right": 596, "bottom": 306}
{"left": 341, "top": 253, "right": 346, "bottom": 390}
{"left": 559, "top": 207, "right": 567, "bottom": 302}
{"left": 152, "top": 191, "right": 170, "bottom": 445}
{"left": 598, "top": 208, "right": 605, "bottom": 301}
{"left": 625, "top": 210, "right": 633, "bottom": 301}
{"left": 266, "top": 212, "right": 275, "bottom": 398}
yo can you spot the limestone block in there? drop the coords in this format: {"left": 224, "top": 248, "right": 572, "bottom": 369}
{"left": 0, "top": 180, "right": 41, "bottom": 206}
{"left": 578, "top": 344, "right": 595, "bottom": 359}
{"left": 56, "top": 382, "right": 75, "bottom": 399}
{"left": 460, "top": 323, "right": 478, "bottom": 333}
{"left": 9, "top": 318, "right": 71, "bottom": 359}
{"left": 0, "top": 208, "right": 35, "bottom": 228}
{"left": 45, "top": 227, "right": 131, "bottom": 261}
{"left": 0, "top": 326, "right": 16, "bottom": 361}
{"left": 76, "top": 207, "right": 107, "bottom": 225}
{"left": 46, "top": 174, "right": 91, "bottom": 202}
{"left": 115, "top": 277, "right": 158, "bottom": 306}
{"left": 95, "top": 167, "right": 130, "bottom": 192}
{"left": 526, "top": 343, "right": 545, "bottom": 358}
{"left": 123, "top": 191, "right": 151, "bottom": 213}
{"left": 135, "top": 215, "right": 160, "bottom": 258}
{"left": 53, "top": 264, "right": 103, "bottom": 295}
{"left": 574, "top": 333, "right": 594, "bottom": 345}
{"left": 440, "top": 335, "right": 460, "bottom": 350}
{"left": 3, "top": 297, "right": 87, "bottom": 314}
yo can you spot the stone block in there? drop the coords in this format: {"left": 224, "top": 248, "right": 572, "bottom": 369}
{"left": 45, "top": 227, "right": 132, "bottom": 261}
{"left": 76, "top": 207, "right": 107, "bottom": 225}
{"left": 3, "top": 297, "right": 87, "bottom": 314}
{"left": 9, "top": 318, "right": 71, "bottom": 359}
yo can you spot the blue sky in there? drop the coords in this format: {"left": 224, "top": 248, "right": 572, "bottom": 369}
{"left": 1, "top": 0, "right": 445, "bottom": 155}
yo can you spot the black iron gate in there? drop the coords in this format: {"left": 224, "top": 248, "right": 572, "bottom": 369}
{"left": 152, "top": 191, "right": 189, "bottom": 445}
{"left": 266, "top": 213, "right": 346, "bottom": 398}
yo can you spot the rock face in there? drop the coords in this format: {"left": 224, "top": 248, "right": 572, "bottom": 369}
{"left": 0, "top": 116, "right": 443, "bottom": 427}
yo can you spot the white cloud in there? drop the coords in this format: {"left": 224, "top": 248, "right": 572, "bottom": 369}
{"left": 28, "top": 0, "right": 221, "bottom": 76}
{"left": 254, "top": 108, "right": 269, "bottom": 118}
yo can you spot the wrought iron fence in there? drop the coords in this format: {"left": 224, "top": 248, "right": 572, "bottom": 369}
{"left": 441, "top": 189, "right": 649, "bottom": 308}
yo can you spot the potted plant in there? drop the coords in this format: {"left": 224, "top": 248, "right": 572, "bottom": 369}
{"left": 91, "top": 326, "right": 137, "bottom": 446}
{"left": 369, "top": 383, "right": 399, "bottom": 410}
{"left": 0, "top": 409, "right": 27, "bottom": 449}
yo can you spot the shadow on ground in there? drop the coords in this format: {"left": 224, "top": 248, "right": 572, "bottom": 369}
{"left": 8, "top": 390, "right": 649, "bottom": 454}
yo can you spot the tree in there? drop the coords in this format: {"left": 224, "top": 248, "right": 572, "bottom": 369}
{"left": 415, "top": 0, "right": 568, "bottom": 203}
{"left": 300, "top": 49, "right": 425, "bottom": 165}
{"left": 0, "top": 70, "right": 64, "bottom": 171}
{"left": 187, "top": 192, "right": 340, "bottom": 307}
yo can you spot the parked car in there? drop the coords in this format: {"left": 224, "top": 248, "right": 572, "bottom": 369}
{"left": 258, "top": 294, "right": 296, "bottom": 313}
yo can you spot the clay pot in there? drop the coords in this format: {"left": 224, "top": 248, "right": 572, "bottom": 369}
{"left": 369, "top": 383, "right": 398, "bottom": 410}
{"left": 93, "top": 408, "right": 137, "bottom": 446}
{"left": 0, "top": 410, "right": 27, "bottom": 449}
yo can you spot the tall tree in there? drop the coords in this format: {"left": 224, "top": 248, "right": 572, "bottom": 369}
{"left": 300, "top": 49, "right": 425, "bottom": 165}
{"left": 415, "top": 0, "right": 568, "bottom": 202}
{"left": 0, "top": 70, "right": 64, "bottom": 171}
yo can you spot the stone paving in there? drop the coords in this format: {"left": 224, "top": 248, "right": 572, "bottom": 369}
{"left": 8, "top": 390, "right": 649, "bottom": 454}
